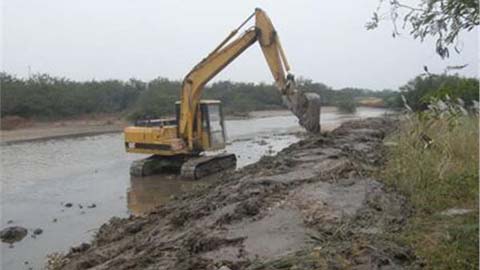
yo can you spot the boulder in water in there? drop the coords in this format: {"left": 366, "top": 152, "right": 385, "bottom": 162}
{"left": 0, "top": 226, "right": 28, "bottom": 243}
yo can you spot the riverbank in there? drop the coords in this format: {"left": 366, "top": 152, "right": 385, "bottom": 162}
{"left": 0, "top": 117, "right": 127, "bottom": 145}
{"left": 50, "top": 117, "right": 419, "bottom": 270}
{"left": 0, "top": 107, "right": 342, "bottom": 145}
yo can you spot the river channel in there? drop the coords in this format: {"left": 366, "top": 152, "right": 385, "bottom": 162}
{"left": 0, "top": 107, "right": 388, "bottom": 269}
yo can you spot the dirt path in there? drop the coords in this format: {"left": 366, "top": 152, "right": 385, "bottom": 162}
{"left": 49, "top": 117, "right": 418, "bottom": 270}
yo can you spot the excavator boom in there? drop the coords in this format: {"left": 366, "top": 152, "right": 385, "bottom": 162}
{"left": 179, "top": 8, "right": 321, "bottom": 149}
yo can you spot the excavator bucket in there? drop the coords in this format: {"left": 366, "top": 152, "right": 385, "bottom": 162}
{"left": 298, "top": 92, "right": 321, "bottom": 133}
{"left": 282, "top": 89, "right": 321, "bottom": 133}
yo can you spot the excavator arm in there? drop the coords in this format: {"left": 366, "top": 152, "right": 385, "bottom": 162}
{"left": 179, "top": 8, "right": 320, "bottom": 149}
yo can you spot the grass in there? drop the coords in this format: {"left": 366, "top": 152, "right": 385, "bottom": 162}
{"left": 381, "top": 114, "right": 479, "bottom": 269}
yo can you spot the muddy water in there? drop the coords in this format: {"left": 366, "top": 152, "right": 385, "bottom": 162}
{"left": 0, "top": 107, "right": 387, "bottom": 269}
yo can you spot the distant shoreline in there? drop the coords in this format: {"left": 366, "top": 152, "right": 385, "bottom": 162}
{"left": 0, "top": 124, "right": 126, "bottom": 145}
{"left": 0, "top": 107, "right": 341, "bottom": 145}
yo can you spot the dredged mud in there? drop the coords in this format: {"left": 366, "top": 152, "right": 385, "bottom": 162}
{"left": 51, "top": 117, "right": 418, "bottom": 270}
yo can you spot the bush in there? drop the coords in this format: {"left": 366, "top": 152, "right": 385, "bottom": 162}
{"left": 383, "top": 115, "right": 478, "bottom": 210}
{"left": 335, "top": 96, "right": 357, "bottom": 113}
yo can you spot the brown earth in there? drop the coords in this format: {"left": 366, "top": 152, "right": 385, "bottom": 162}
{"left": 49, "top": 117, "right": 419, "bottom": 270}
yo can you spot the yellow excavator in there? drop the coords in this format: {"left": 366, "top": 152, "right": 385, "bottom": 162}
{"left": 124, "top": 8, "right": 321, "bottom": 179}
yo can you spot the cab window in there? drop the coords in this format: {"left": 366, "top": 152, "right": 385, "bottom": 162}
{"left": 207, "top": 104, "right": 225, "bottom": 147}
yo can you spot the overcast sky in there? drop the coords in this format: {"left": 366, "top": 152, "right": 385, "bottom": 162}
{"left": 2, "top": 0, "right": 478, "bottom": 90}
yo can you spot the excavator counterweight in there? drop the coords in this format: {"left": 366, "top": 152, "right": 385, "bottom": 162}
{"left": 124, "top": 8, "right": 321, "bottom": 179}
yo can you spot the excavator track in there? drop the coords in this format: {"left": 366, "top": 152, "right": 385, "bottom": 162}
{"left": 181, "top": 153, "right": 237, "bottom": 180}
{"left": 130, "top": 155, "right": 185, "bottom": 177}
{"left": 130, "top": 153, "right": 236, "bottom": 179}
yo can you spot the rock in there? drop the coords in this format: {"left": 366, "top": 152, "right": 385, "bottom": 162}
{"left": 126, "top": 222, "right": 143, "bottom": 234}
{"left": 218, "top": 266, "right": 231, "bottom": 270}
{"left": 87, "top": 203, "right": 96, "bottom": 208}
{"left": 33, "top": 228, "right": 43, "bottom": 235}
{"left": 65, "top": 203, "right": 73, "bottom": 208}
{"left": 7, "top": 220, "right": 13, "bottom": 224}
{"left": 52, "top": 218, "right": 58, "bottom": 223}
{"left": 238, "top": 198, "right": 261, "bottom": 216}
{"left": 0, "top": 226, "right": 28, "bottom": 243}
{"left": 440, "top": 208, "right": 473, "bottom": 216}
{"left": 71, "top": 243, "right": 91, "bottom": 253}
{"left": 78, "top": 204, "right": 83, "bottom": 209}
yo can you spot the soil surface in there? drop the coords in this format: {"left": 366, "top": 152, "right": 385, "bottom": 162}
{"left": 50, "top": 117, "right": 418, "bottom": 270}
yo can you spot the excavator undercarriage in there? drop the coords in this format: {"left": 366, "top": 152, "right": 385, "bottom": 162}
{"left": 130, "top": 153, "right": 236, "bottom": 179}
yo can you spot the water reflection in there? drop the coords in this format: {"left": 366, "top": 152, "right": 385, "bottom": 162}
{"left": 127, "top": 174, "right": 212, "bottom": 215}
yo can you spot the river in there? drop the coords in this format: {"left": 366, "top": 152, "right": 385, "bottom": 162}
{"left": 0, "top": 107, "right": 388, "bottom": 269}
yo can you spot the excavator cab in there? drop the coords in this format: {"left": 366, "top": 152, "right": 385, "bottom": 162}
{"left": 176, "top": 100, "right": 227, "bottom": 151}
{"left": 126, "top": 99, "right": 233, "bottom": 178}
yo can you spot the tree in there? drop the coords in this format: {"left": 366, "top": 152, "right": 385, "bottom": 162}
{"left": 400, "top": 74, "right": 479, "bottom": 111}
{"left": 367, "top": 0, "right": 479, "bottom": 58}
{"left": 1, "top": 72, "right": 398, "bottom": 121}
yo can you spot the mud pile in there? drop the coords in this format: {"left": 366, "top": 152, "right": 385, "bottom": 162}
{"left": 53, "top": 117, "right": 418, "bottom": 270}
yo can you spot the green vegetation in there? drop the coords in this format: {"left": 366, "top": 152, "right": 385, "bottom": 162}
{"left": 0, "top": 73, "right": 143, "bottom": 119}
{"left": 296, "top": 78, "right": 399, "bottom": 108}
{"left": 335, "top": 95, "right": 357, "bottom": 113}
{"left": 128, "top": 80, "right": 284, "bottom": 119}
{"left": 381, "top": 102, "right": 479, "bottom": 269}
{"left": 2, "top": 72, "right": 476, "bottom": 123}
{"left": 127, "top": 78, "right": 180, "bottom": 120}
{"left": 400, "top": 74, "right": 479, "bottom": 111}
{"left": 0, "top": 72, "right": 400, "bottom": 121}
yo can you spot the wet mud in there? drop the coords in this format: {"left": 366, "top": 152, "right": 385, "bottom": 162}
{"left": 51, "top": 117, "right": 418, "bottom": 270}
